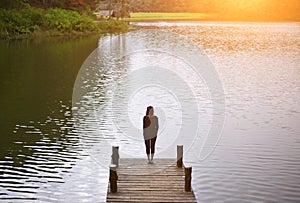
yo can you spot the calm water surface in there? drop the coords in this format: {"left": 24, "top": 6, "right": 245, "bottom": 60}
{"left": 0, "top": 22, "right": 300, "bottom": 202}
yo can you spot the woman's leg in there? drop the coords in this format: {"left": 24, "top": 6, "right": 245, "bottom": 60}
{"left": 145, "top": 139, "right": 150, "bottom": 155}
{"left": 150, "top": 136, "right": 157, "bottom": 161}
{"left": 150, "top": 136, "right": 157, "bottom": 154}
{"left": 145, "top": 139, "right": 151, "bottom": 162}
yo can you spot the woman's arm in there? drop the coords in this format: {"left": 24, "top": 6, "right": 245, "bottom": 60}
{"left": 155, "top": 116, "right": 159, "bottom": 134}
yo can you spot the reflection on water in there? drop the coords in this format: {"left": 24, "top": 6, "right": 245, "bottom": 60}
{"left": 159, "top": 22, "right": 300, "bottom": 202}
{"left": 1, "top": 23, "right": 300, "bottom": 202}
{"left": 72, "top": 31, "right": 224, "bottom": 164}
{"left": 0, "top": 36, "right": 100, "bottom": 201}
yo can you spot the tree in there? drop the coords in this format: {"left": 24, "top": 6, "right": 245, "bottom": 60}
{"left": 0, "top": 0, "right": 25, "bottom": 9}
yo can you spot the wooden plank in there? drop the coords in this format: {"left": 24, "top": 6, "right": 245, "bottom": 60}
{"left": 106, "top": 158, "right": 196, "bottom": 202}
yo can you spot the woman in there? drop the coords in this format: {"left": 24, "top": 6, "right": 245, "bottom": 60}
{"left": 143, "top": 106, "right": 159, "bottom": 164}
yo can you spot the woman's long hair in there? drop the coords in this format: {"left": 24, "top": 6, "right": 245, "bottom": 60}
{"left": 143, "top": 106, "right": 153, "bottom": 128}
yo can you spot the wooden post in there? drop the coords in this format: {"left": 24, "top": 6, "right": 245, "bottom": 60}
{"left": 185, "top": 167, "right": 192, "bottom": 192}
{"left": 112, "top": 146, "right": 119, "bottom": 166}
{"left": 177, "top": 145, "right": 183, "bottom": 168}
{"left": 109, "top": 164, "right": 118, "bottom": 193}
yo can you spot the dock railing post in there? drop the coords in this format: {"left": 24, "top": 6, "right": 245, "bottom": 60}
{"left": 112, "top": 146, "right": 119, "bottom": 166}
{"left": 177, "top": 145, "right": 183, "bottom": 168}
{"left": 185, "top": 166, "right": 192, "bottom": 192}
{"left": 109, "top": 164, "right": 118, "bottom": 193}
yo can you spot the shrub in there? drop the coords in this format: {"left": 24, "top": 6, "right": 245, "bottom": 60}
{"left": 0, "top": 7, "right": 43, "bottom": 39}
{"left": 0, "top": 6, "right": 129, "bottom": 39}
{"left": 43, "top": 8, "right": 99, "bottom": 33}
{"left": 98, "top": 20, "right": 129, "bottom": 33}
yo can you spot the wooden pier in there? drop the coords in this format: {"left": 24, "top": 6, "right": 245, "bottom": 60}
{"left": 106, "top": 146, "right": 197, "bottom": 202}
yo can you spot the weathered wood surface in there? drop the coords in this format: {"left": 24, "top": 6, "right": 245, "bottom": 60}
{"left": 106, "top": 158, "right": 196, "bottom": 203}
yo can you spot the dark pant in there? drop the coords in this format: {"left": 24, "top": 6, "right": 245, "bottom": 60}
{"left": 145, "top": 136, "right": 157, "bottom": 155}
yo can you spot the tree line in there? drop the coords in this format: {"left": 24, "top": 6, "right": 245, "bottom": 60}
{"left": 126, "top": 0, "right": 299, "bottom": 21}
{"left": 1, "top": 0, "right": 299, "bottom": 21}
{"left": 0, "top": 0, "right": 97, "bottom": 10}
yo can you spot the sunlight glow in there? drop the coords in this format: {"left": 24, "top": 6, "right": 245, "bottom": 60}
{"left": 218, "top": 0, "right": 299, "bottom": 21}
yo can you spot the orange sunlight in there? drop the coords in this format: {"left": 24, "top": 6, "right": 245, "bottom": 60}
{"left": 213, "top": 0, "right": 300, "bottom": 21}
{"left": 226, "top": 0, "right": 265, "bottom": 9}
{"left": 223, "top": 0, "right": 268, "bottom": 20}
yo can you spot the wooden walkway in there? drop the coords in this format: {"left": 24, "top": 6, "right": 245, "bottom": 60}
{"left": 106, "top": 158, "right": 197, "bottom": 203}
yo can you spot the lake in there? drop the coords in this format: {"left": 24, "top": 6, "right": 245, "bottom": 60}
{"left": 0, "top": 22, "right": 299, "bottom": 202}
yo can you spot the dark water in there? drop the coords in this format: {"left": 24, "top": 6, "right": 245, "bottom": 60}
{"left": 1, "top": 23, "right": 300, "bottom": 202}
{"left": 0, "top": 36, "right": 99, "bottom": 201}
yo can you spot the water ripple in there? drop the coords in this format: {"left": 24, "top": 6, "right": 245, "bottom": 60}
{"left": 1, "top": 22, "right": 300, "bottom": 202}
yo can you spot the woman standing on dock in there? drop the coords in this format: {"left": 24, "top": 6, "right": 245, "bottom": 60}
{"left": 143, "top": 106, "right": 159, "bottom": 164}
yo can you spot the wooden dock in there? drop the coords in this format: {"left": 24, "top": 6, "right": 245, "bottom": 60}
{"left": 106, "top": 157, "right": 197, "bottom": 202}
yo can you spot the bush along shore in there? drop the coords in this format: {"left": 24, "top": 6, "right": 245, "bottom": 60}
{"left": 0, "top": 6, "right": 129, "bottom": 40}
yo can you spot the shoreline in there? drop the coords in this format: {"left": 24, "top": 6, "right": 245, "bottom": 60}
{"left": 1, "top": 22, "right": 129, "bottom": 41}
{"left": 128, "top": 12, "right": 300, "bottom": 23}
{"left": 129, "top": 20, "right": 300, "bottom": 24}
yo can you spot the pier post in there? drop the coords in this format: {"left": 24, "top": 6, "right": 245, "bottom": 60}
{"left": 177, "top": 145, "right": 183, "bottom": 168}
{"left": 109, "top": 164, "right": 118, "bottom": 193}
{"left": 185, "top": 166, "right": 192, "bottom": 192}
{"left": 112, "top": 146, "right": 119, "bottom": 166}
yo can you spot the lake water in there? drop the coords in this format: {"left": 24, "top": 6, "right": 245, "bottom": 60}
{"left": 0, "top": 22, "right": 299, "bottom": 202}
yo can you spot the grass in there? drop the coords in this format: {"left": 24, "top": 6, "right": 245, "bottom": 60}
{"left": 129, "top": 12, "right": 213, "bottom": 21}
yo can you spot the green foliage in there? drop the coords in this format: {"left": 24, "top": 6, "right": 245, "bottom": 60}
{"left": 97, "top": 20, "right": 129, "bottom": 33}
{"left": 0, "top": 7, "right": 43, "bottom": 39}
{"left": 43, "top": 8, "right": 99, "bottom": 32}
{"left": 0, "top": 6, "right": 128, "bottom": 40}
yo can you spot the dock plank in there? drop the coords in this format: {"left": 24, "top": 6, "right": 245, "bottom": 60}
{"left": 106, "top": 158, "right": 196, "bottom": 202}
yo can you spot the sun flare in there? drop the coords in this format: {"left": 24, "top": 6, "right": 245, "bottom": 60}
{"left": 226, "top": 0, "right": 265, "bottom": 8}
{"left": 216, "top": 0, "right": 300, "bottom": 21}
